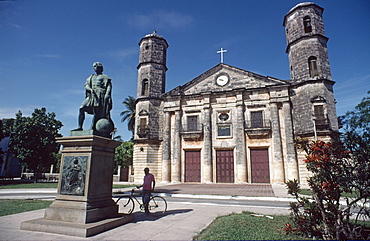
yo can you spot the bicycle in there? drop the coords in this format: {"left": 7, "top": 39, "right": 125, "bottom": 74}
{"left": 112, "top": 187, "right": 167, "bottom": 216}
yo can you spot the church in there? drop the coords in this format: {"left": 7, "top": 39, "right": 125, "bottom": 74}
{"left": 132, "top": 2, "right": 339, "bottom": 184}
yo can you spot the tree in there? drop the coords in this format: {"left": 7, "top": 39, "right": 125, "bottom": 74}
{"left": 0, "top": 118, "right": 15, "bottom": 139}
{"left": 286, "top": 92, "right": 370, "bottom": 240}
{"left": 341, "top": 91, "right": 370, "bottom": 180}
{"left": 8, "top": 108, "right": 63, "bottom": 180}
{"left": 0, "top": 118, "right": 15, "bottom": 168}
{"left": 114, "top": 140, "right": 133, "bottom": 174}
{"left": 0, "top": 119, "right": 4, "bottom": 165}
{"left": 120, "top": 96, "right": 136, "bottom": 139}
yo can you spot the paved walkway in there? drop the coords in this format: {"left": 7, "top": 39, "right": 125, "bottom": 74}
{"left": 0, "top": 183, "right": 293, "bottom": 240}
{"left": 154, "top": 183, "right": 276, "bottom": 197}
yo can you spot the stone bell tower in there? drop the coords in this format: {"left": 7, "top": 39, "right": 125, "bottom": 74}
{"left": 284, "top": 2, "right": 339, "bottom": 183}
{"left": 284, "top": 2, "right": 331, "bottom": 82}
{"left": 135, "top": 30, "right": 168, "bottom": 140}
{"left": 133, "top": 31, "right": 169, "bottom": 181}
{"left": 137, "top": 31, "right": 168, "bottom": 99}
{"left": 283, "top": 2, "right": 338, "bottom": 138}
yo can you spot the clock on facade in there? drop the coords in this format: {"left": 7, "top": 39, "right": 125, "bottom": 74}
{"left": 216, "top": 74, "right": 229, "bottom": 86}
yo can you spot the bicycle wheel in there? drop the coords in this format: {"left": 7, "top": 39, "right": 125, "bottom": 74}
{"left": 115, "top": 196, "right": 135, "bottom": 215}
{"left": 148, "top": 196, "right": 167, "bottom": 216}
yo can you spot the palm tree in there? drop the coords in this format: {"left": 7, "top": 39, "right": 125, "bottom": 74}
{"left": 120, "top": 96, "right": 136, "bottom": 139}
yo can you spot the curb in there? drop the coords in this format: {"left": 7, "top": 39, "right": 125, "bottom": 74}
{"left": 114, "top": 191, "right": 295, "bottom": 202}
{"left": 1, "top": 189, "right": 295, "bottom": 202}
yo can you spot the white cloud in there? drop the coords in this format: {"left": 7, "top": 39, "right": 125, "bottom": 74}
{"left": 0, "top": 106, "right": 37, "bottom": 119}
{"left": 0, "top": 1, "right": 21, "bottom": 29}
{"left": 335, "top": 74, "right": 370, "bottom": 92}
{"left": 3, "top": 20, "right": 21, "bottom": 29}
{"left": 335, "top": 73, "right": 370, "bottom": 115}
{"left": 35, "top": 54, "right": 61, "bottom": 58}
{"left": 107, "top": 47, "right": 138, "bottom": 59}
{"left": 125, "top": 10, "right": 194, "bottom": 30}
{"left": 48, "top": 89, "right": 83, "bottom": 99}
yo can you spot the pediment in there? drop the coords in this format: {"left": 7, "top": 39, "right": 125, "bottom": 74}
{"left": 165, "top": 63, "right": 289, "bottom": 96}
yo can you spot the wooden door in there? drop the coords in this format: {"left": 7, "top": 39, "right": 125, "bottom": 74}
{"left": 251, "top": 149, "right": 270, "bottom": 183}
{"left": 185, "top": 151, "right": 201, "bottom": 182}
{"left": 216, "top": 150, "right": 234, "bottom": 183}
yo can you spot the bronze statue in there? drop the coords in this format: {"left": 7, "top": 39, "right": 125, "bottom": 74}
{"left": 73, "top": 62, "right": 113, "bottom": 133}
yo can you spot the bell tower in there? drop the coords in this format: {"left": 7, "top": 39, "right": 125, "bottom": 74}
{"left": 135, "top": 31, "right": 168, "bottom": 141}
{"left": 284, "top": 2, "right": 331, "bottom": 82}
{"left": 133, "top": 31, "right": 168, "bottom": 182}
{"left": 137, "top": 31, "right": 168, "bottom": 99}
{"left": 283, "top": 2, "right": 338, "bottom": 140}
{"left": 284, "top": 2, "right": 339, "bottom": 185}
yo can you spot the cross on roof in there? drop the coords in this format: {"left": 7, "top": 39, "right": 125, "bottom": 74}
{"left": 217, "top": 48, "right": 227, "bottom": 63}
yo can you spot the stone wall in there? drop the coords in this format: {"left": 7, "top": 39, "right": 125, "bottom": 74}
{"left": 290, "top": 80, "right": 338, "bottom": 136}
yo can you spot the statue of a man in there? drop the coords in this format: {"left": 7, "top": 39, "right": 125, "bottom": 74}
{"left": 74, "top": 62, "right": 112, "bottom": 131}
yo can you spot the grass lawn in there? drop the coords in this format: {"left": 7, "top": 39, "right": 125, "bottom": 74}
{"left": 299, "top": 189, "right": 360, "bottom": 198}
{"left": 0, "top": 199, "right": 53, "bottom": 217}
{"left": 113, "top": 184, "right": 136, "bottom": 189}
{"left": 0, "top": 182, "right": 58, "bottom": 189}
{"left": 193, "top": 211, "right": 311, "bottom": 240}
{"left": 0, "top": 182, "right": 134, "bottom": 189}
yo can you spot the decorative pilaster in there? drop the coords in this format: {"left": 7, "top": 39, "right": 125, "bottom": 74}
{"left": 203, "top": 95, "right": 213, "bottom": 183}
{"left": 171, "top": 110, "right": 181, "bottom": 182}
{"left": 270, "top": 102, "right": 285, "bottom": 183}
{"left": 162, "top": 111, "right": 171, "bottom": 182}
{"left": 283, "top": 101, "right": 298, "bottom": 180}
{"left": 235, "top": 93, "right": 247, "bottom": 182}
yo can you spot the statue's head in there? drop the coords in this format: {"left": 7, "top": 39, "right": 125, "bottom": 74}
{"left": 93, "top": 62, "right": 103, "bottom": 73}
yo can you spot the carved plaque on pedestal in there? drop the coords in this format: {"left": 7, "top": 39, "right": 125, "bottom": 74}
{"left": 60, "top": 156, "right": 87, "bottom": 196}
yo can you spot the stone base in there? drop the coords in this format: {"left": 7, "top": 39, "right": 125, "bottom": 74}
{"left": 43, "top": 199, "right": 119, "bottom": 224}
{"left": 70, "top": 129, "right": 112, "bottom": 138}
{"left": 19, "top": 135, "right": 125, "bottom": 237}
{"left": 21, "top": 214, "right": 134, "bottom": 237}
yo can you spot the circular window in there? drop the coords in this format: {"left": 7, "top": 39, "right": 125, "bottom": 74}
{"left": 219, "top": 113, "right": 229, "bottom": 121}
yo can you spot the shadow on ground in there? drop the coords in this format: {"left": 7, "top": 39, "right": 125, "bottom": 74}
{"left": 133, "top": 209, "right": 193, "bottom": 222}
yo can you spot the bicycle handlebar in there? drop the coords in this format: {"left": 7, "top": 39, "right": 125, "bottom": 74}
{"left": 131, "top": 186, "right": 155, "bottom": 194}
{"left": 131, "top": 186, "right": 141, "bottom": 193}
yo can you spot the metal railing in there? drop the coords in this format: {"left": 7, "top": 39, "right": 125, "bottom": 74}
{"left": 180, "top": 123, "right": 203, "bottom": 133}
{"left": 245, "top": 118, "right": 271, "bottom": 136}
{"left": 137, "top": 125, "right": 149, "bottom": 138}
{"left": 245, "top": 118, "right": 271, "bottom": 129}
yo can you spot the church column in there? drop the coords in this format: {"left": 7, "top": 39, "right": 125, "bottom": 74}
{"left": 171, "top": 109, "right": 181, "bottom": 183}
{"left": 203, "top": 95, "right": 213, "bottom": 183}
{"left": 283, "top": 101, "right": 298, "bottom": 181}
{"left": 235, "top": 93, "right": 247, "bottom": 182}
{"left": 270, "top": 102, "right": 285, "bottom": 183}
{"left": 162, "top": 111, "right": 171, "bottom": 182}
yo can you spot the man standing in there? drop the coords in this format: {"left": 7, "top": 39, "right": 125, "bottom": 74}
{"left": 138, "top": 167, "right": 155, "bottom": 215}
{"left": 74, "top": 62, "right": 112, "bottom": 131}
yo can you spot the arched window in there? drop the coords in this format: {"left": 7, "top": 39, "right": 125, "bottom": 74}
{"left": 290, "top": 65, "right": 294, "bottom": 79}
{"left": 314, "top": 105, "right": 326, "bottom": 124}
{"left": 311, "top": 96, "right": 328, "bottom": 126}
{"left": 141, "top": 79, "right": 149, "bottom": 96}
{"left": 303, "top": 16, "right": 312, "bottom": 33}
{"left": 308, "top": 56, "right": 318, "bottom": 77}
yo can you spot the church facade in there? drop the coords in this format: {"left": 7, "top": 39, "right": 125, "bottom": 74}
{"left": 132, "top": 2, "right": 339, "bottom": 184}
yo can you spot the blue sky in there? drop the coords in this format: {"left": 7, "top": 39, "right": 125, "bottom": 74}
{"left": 1, "top": 0, "right": 369, "bottom": 141}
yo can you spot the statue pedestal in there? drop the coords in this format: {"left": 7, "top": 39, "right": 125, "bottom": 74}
{"left": 21, "top": 135, "right": 133, "bottom": 237}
